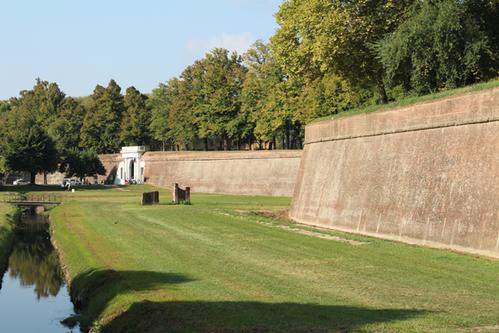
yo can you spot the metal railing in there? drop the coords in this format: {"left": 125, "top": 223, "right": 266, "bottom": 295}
{"left": 3, "top": 193, "right": 62, "bottom": 205}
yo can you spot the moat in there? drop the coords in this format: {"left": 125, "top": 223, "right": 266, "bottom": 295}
{"left": 0, "top": 211, "right": 79, "bottom": 332}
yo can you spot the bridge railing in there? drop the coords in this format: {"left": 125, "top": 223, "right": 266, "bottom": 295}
{"left": 2, "top": 193, "right": 62, "bottom": 204}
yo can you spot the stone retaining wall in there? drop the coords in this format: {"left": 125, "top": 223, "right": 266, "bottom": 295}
{"left": 290, "top": 88, "right": 499, "bottom": 258}
{"left": 143, "top": 150, "right": 302, "bottom": 196}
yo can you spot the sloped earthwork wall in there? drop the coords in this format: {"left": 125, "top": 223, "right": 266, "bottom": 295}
{"left": 290, "top": 88, "right": 499, "bottom": 258}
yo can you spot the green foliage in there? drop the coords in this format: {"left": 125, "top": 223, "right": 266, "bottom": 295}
{"left": 121, "top": 87, "right": 151, "bottom": 146}
{"left": 148, "top": 83, "right": 171, "bottom": 150}
{"left": 376, "top": 0, "right": 498, "bottom": 95}
{"left": 80, "top": 80, "right": 125, "bottom": 153}
{"left": 0, "top": 155, "right": 7, "bottom": 175}
{"left": 295, "top": 75, "right": 368, "bottom": 124}
{"left": 271, "top": 0, "right": 414, "bottom": 102}
{"left": 1, "top": 124, "right": 58, "bottom": 183}
{"left": 59, "top": 148, "right": 106, "bottom": 180}
{"left": 0, "top": 100, "right": 10, "bottom": 114}
{"left": 191, "top": 48, "right": 247, "bottom": 149}
{"left": 149, "top": 78, "right": 197, "bottom": 150}
{"left": 241, "top": 41, "right": 285, "bottom": 145}
{"left": 48, "top": 97, "right": 86, "bottom": 152}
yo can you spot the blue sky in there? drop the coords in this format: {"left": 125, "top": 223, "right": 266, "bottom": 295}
{"left": 0, "top": 0, "right": 282, "bottom": 99}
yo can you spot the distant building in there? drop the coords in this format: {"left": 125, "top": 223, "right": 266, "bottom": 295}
{"left": 115, "top": 146, "right": 147, "bottom": 185}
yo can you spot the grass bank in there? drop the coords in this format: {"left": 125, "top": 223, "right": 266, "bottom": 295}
{"left": 0, "top": 203, "right": 16, "bottom": 275}
{"left": 41, "top": 185, "right": 499, "bottom": 332}
{"left": 314, "top": 77, "right": 499, "bottom": 123}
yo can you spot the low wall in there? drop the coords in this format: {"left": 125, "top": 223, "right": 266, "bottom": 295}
{"left": 290, "top": 88, "right": 499, "bottom": 258}
{"left": 143, "top": 150, "right": 302, "bottom": 196}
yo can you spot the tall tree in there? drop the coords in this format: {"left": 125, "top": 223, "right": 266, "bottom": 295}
{"left": 242, "top": 41, "right": 303, "bottom": 149}
{"left": 271, "top": 0, "right": 414, "bottom": 103}
{"left": 149, "top": 78, "right": 197, "bottom": 151}
{"left": 1, "top": 125, "right": 58, "bottom": 184}
{"left": 191, "top": 48, "right": 247, "bottom": 150}
{"left": 7, "top": 79, "right": 65, "bottom": 131}
{"left": 48, "top": 97, "right": 86, "bottom": 152}
{"left": 80, "top": 80, "right": 125, "bottom": 153}
{"left": 121, "top": 87, "right": 151, "bottom": 146}
{"left": 148, "top": 83, "right": 171, "bottom": 151}
{"left": 376, "top": 0, "right": 498, "bottom": 95}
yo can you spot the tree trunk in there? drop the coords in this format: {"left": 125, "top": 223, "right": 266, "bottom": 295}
{"left": 30, "top": 172, "right": 36, "bottom": 184}
{"left": 204, "top": 138, "right": 208, "bottom": 151}
{"left": 378, "top": 80, "right": 388, "bottom": 104}
{"left": 223, "top": 136, "right": 230, "bottom": 151}
{"left": 286, "top": 129, "right": 291, "bottom": 150}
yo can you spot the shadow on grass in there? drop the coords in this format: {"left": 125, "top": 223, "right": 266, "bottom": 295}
{"left": 66, "top": 269, "right": 194, "bottom": 331}
{"left": 68, "top": 269, "right": 427, "bottom": 333}
{"left": 104, "top": 300, "right": 426, "bottom": 333}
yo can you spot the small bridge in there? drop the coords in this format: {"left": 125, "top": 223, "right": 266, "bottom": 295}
{"left": 3, "top": 193, "right": 62, "bottom": 206}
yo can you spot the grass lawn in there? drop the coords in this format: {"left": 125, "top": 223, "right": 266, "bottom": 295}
{"left": 4, "top": 185, "right": 497, "bottom": 332}
{"left": 313, "top": 77, "right": 499, "bottom": 123}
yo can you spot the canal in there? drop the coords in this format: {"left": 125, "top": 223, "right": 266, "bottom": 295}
{"left": 0, "top": 210, "right": 79, "bottom": 332}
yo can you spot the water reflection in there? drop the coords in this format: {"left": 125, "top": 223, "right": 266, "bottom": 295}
{"left": 8, "top": 220, "right": 64, "bottom": 299}
{"left": 0, "top": 210, "right": 79, "bottom": 333}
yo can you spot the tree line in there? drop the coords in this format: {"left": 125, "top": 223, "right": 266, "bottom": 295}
{"left": 0, "top": 0, "right": 498, "bottom": 181}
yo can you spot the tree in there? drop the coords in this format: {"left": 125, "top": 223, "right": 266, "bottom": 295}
{"left": 80, "top": 80, "right": 125, "bottom": 153}
{"left": 121, "top": 87, "right": 151, "bottom": 146}
{"left": 0, "top": 100, "right": 10, "bottom": 114}
{"left": 242, "top": 41, "right": 299, "bottom": 149}
{"left": 271, "top": 0, "right": 414, "bottom": 103}
{"left": 7, "top": 79, "right": 65, "bottom": 131}
{"left": 148, "top": 83, "right": 171, "bottom": 151}
{"left": 59, "top": 148, "right": 106, "bottom": 181}
{"left": 376, "top": 0, "right": 498, "bottom": 95}
{"left": 191, "top": 48, "right": 247, "bottom": 150}
{"left": 295, "top": 75, "right": 363, "bottom": 124}
{"left": 165, "top": 78, "right": 197, "bottom": 150}
{"left": 2, "top": 125, "right": 58, "bottom": 184}
{"left": 48, "top": 97, "right": 86, "bottom": 152}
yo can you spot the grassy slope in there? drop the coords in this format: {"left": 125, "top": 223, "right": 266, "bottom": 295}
{"left": 314, "top": 78, "right": 499, "bottom": 123}
{"left": 0, "top": 203, "right": 15, "bottom": 269}
{"left": 46, "top": 185, "right": 499, "bottom": 333}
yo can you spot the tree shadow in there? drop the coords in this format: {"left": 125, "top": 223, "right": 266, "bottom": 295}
{"left": 66, "top": 269, "right": 194, "bottom": 331}
{"left": 104, "top": 301, "right": 427, "bottom": 333}
{"left": 68, "top": 269, "right": 427, "bottom": 333}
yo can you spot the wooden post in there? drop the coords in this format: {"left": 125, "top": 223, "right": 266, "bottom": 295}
{"left": 173, "top": 183, "right": 179, "bottom": 204}
{"left": 186, "top": 187, "right": 191, "bottom": 203}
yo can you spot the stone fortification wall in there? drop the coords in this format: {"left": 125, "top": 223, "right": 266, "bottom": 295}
{"left": 290, "top": 88, "right": 499, "bottom": 258}
{"left": 97, "top": 154, "right": 121, "bottom": 183}
{"left": 34, "top": 154, "right": 121, "bottom": 185}
{"left": 143, "top": 150, "right": 302, "bottom": 196}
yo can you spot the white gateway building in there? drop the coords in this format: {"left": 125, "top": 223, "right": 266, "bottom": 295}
{"left": 115, "top": 146, "right": 147, "bottom": 185}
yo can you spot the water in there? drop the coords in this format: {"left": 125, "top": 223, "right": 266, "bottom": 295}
{"left": 0, "top": 212, "right": 79, "bottom": 332}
